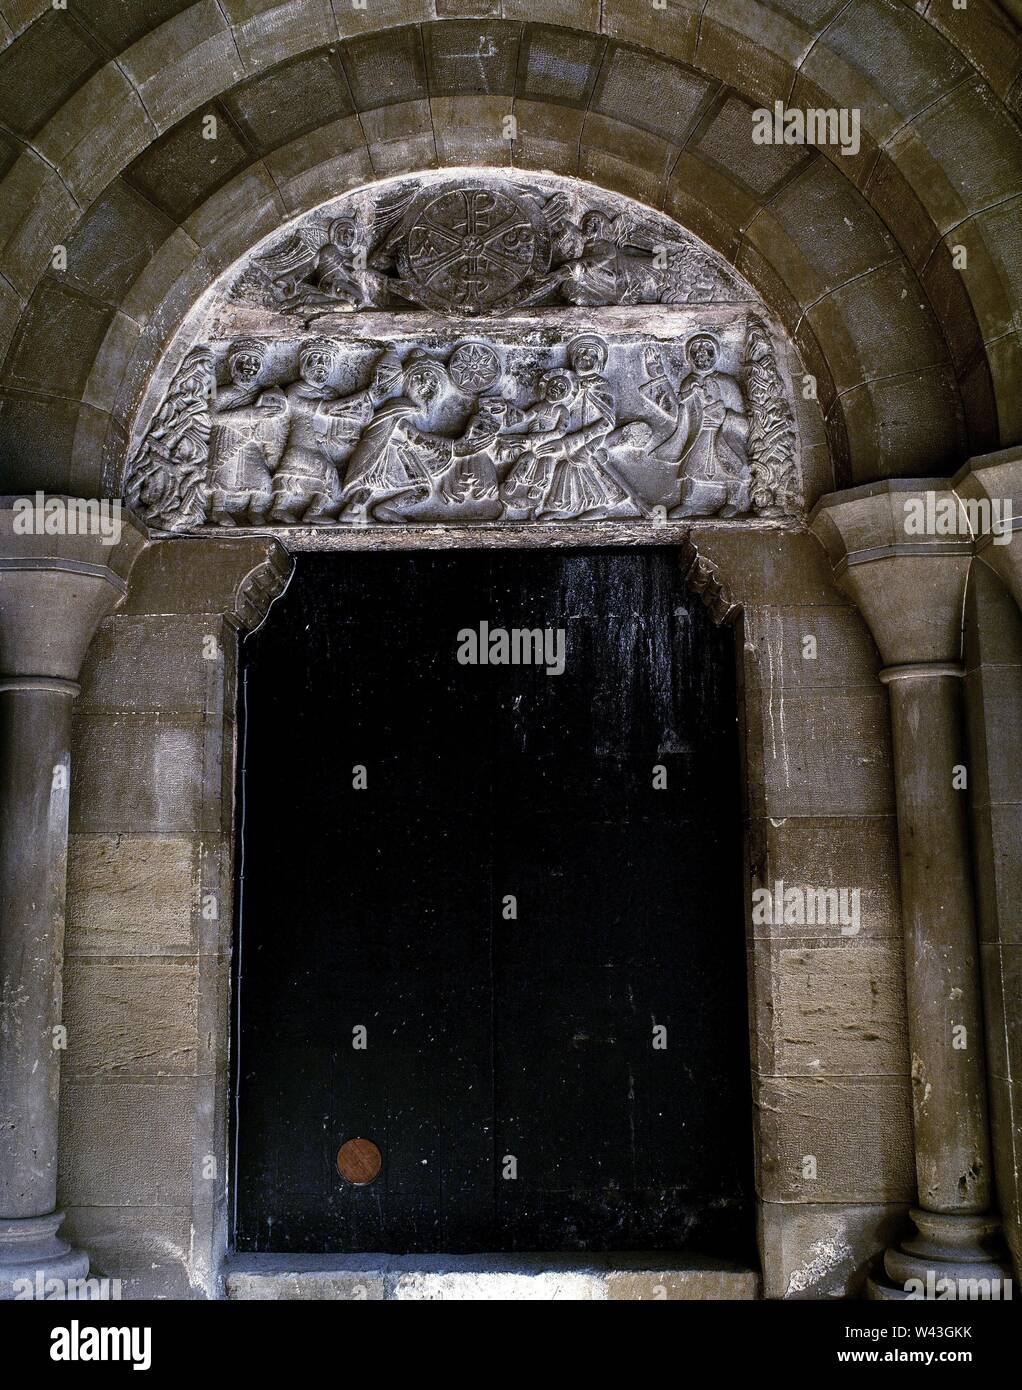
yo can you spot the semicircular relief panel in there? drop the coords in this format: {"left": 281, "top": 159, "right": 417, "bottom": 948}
{"left": 124, "top": 171, "right": 811, "bottom": 534}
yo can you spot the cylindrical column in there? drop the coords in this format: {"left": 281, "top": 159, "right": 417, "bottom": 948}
{"left": 881, "top": 667, "right": 990, "bottom": 1204}
{"left": 0, "top": 678, "right": 88, "bottom": 1295}
{"left": 876, "top": 662, "right": 1008, "bottom": 1292}
{"left": 0, "top": 505, "right": 146, "bottom": 1299}
{"left": 0, "top": 680, "right": 77, "bottom": 1216}
{"left": 811, "top": 481, "right": 1011, "bottom": 1297}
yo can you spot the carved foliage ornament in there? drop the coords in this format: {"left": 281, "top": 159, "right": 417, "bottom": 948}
{"left": 126, "top": 319, "right": 801, "bottom": 531}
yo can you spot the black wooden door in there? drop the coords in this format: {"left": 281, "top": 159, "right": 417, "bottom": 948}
{"left": 232, "top": 550, "right": 753, "bottom": 1256}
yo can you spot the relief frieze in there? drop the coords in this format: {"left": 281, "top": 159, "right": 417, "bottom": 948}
{"left": 126, "top": 317, "right": 799, "bottom": 531}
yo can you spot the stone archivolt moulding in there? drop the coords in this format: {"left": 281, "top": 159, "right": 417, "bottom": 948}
{"left": 124, "top": 173, "right": 804, "bottom": 536}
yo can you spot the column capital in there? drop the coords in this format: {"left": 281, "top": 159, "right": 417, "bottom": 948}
{"left": 0, "top": 498, "right": 148, "bottom": 681}
{"left": 953, "top": 446, "right": 1022, "bottom": 611}
{"left": 809, "top": 479, "right": 972, "bottom": 666}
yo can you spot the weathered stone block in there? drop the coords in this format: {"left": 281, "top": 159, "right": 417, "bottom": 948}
{"left": 511, "top": 99, "right": 583, "bottom": 176}
{"left": 424, "top": 19, "right": 520, "bottom": 96}
{"left": 839, "top": 365, "right": 965, "bottom": 481}
{"left": 70, "top": 713, "right": 215, "bottom": 835}
{"left": 758, "top": 1200, "right": 910, "bottom": 1299}
{"left": 64, "top": 181, "right": 177, "bottom": 309}
{"left": 0, "top": 6, "right": 103, "bottom": 137}
{"left": 886, "top": 79, "right": 1022, "bottom": 235}
{"left": 360, "top": 99, "right": 437, "bottom": 178}
{"left": 696, "top": 7, "right": 797, "bottom": 107}
{"left": 222, "top": 0, "right": 336, "bottom": 73}
{"left": 79, "top": 613, "right": 225, "bottom": 716}
{"left": 517, "top": 23, "right": 605, "bottom": 108}
{"left": 225, "top": 47, "right": 354, "bottom": 153}
{"left": 228, "top": 1265, "right": 387, "bottom": 1299}
{"left": 78, "top": 0, "right": 194, "bottom": 50}
{"left": 753, "top": 686, "right": 895, "bottom": 819}
{"left": 747, "top": 815, "right": 902, "bottom": 941}
{"left": 333, "top": 0, "right": 432, "bottom": 39}
{"left": 119, "top": 0, "right": 246, "bottom": 133}
{"left": 755, "top": 1074, "right": 914, "bottom": 1203}
{"left": 506, "top": 0, "right": 600, "bottom": 27}
{"left": 66, "top": 834, "right": 200, "bottom": 955}
{"left": 601, "top": 0, "right": 700, "bottom": 65}
{"left": 125, "top": 105, "right": 251, "bottom": 223}
{"left": 58, "top": 1078, "right": 198, "bottom": 1206}
{"left": 694, "top": 94, "right": 811, "bottom": 199}
{"left": 117, "top": 227, "right": 208, "bottom": 337}
{"left": 63, "top": 959, "right": 201, "bottom": 1079}
{"left": 181, "top": 166, "right": 285, "bottom": 274}
{"left": 34, "top": 64, "right": 156, "bottom": 208}
{"left": 262, "top": 116, "right": 373, "bottom": 214}
{"left": 864, "top": 149, "right": 940, "bottom": 271}
{"left": 805, "top": 262, "right": 947, "bottom": 396}
{"left": 664, "top": 153, "right": 757, "bottom": 262}
{"left": 431, "top": 95, "right": 512, "bottom": 167}
{"left": 592, "top": 42, "right": 712, "bottom": 146}
{"left": 971, "top": 804, "right": 1022, "bottom": 947}
{"left": 60, "top": 1204, "right": 205, "bottom": 1298}
{"left": 0, "top": 391, "right": 82, "bottom": 493}
{"left": 986, "top": 330, "right": 1022, "bottom": 448}
{"left": 749, "top": 940, "right": 908, "bottom": 1077}
{"left": 3, "top": 282, "right": 113, "bottom": 397}
{"left": 82, "top": 310, "right": 143, "bottom": 416}
{"left": 579, "top": 112, "right": 677, "bottom": 206}
{"left": 339, "top": 25, "right": 428, "bottom": 109}
{"left": 741, "top": 604, "right": 880, "bottom": 694}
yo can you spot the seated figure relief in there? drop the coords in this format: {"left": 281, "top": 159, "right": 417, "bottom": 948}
{"left": 125, "top": 318, "right": 799, "bottom": 531}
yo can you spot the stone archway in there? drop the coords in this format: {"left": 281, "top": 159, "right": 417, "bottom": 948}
{"left": 0, "top": 154, "right": 1019, "bottom": 1301}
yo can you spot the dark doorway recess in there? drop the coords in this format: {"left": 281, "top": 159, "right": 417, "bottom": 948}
{"left": 231, "top": 549, "right": 753, "bottom": 1258}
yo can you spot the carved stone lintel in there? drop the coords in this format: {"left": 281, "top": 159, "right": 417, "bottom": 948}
{"left": 126, "top": 322, "right": 801, "bottom": 535}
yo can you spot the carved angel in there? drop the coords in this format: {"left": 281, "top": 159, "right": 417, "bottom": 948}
{"left": 125, "top": 347, "right": 215, "bottom": 530}
{"left": 239, "top": 217, "right": 372, "bottom": 314}
{"left": 519, "top": 204, "right": 664, "bottom": 307}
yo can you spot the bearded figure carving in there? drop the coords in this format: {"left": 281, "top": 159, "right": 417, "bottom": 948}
{"left": 641, "top": 334, "right": 752, "bottom": 519}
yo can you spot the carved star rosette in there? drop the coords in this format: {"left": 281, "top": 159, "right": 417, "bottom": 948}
{"left": 449, "top": 341, "right": 502, "bottom": 394}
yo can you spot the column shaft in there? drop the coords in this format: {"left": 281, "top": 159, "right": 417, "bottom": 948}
{"left": 0, "top": 683, "right": 76, "bottom": 1219}
{"left": 882, "top": 668, "right": 991, "bottom": 1215}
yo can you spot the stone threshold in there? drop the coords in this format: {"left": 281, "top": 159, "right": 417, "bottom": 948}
{"left": 225, "top": 1252, "right": 760, "bottom": 1300}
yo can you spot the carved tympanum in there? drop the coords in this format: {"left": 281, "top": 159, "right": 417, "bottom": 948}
{"left": 126, "top": 174, "right": 804, "bottom": 532}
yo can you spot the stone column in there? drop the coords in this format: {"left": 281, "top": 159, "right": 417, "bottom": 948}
{"left": 954, "top": 448, "right": 1022, "bottom": 1279}
{"left": 0, "top": 500, "right": 146, "bottom": 1298}
{"left": 954, "top": 446, "right": 1022, "bottom": 610}
{"left": 811, "top": 480, "right": 1011, "bottom": 1298}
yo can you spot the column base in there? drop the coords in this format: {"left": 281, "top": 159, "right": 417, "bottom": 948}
{"left": 868, "top": 1208, "right": 1013, "bottom": 1300}
{"left": 0, "top": 1212, "right": 89, "bottom": 1300}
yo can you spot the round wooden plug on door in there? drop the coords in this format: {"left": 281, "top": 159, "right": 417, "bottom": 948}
{"left": 336, "top": 1137, "right": 382, "bottom": 1185}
